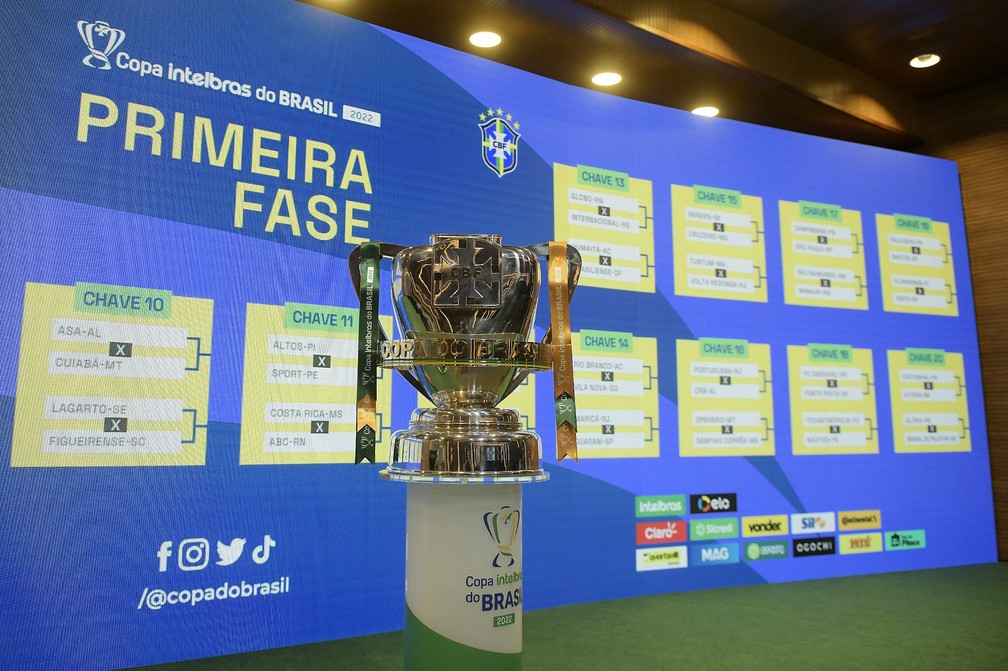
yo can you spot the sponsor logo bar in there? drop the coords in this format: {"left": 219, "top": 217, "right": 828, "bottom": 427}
{"left": 792, "top": 536, "right": 837, "bottom": 557}
{"left": 636, "top": 520, "right": 687, "bottom": 545}
{"left": 744, "top": 541, "right": 789, "bottom": 561}
{"left": 741, "top": 514, "right": 789, "bottom": 537}
{"left": 635, "top": 545, "right": 688, "bottom": 571}
{"left": 689, "top": 517, "right": 739, "bottom": 540}
{"left": 790, "top": 512, "right": 837, "bottom": 535}
{"left": 635, "top": 494, "right": 686, "bottom": 518}
{"left": 839, "top": 509, "right": 882, "bottom": 530}
{"left": 689, "top": 493, "right": 738, "bottom": 514}
{"left": 885, "top": 529, "right": 926, "bottom": 551}
{"left": 690, "top": 543, "right": 740, "bottom": 566}
{"left": 839, "top": 532, "right": 883, "bottom": 554}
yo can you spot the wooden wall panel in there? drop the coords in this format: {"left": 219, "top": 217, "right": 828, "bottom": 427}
{"left": 919, "top": 76, "right": 1008, "bottom": 559}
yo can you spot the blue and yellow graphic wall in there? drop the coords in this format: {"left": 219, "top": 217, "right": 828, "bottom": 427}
{"left": 0, "top": 2, "right": 995, "bottom": 669}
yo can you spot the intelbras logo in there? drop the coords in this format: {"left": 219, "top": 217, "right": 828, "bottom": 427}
{"left": 790, "top": 512, "right": 837, "bottom": 536}
{"left": 690, "top": 493, "right": 737, "bottom": 514}
{"left": 792, "top": 537, "right": 836, "bottom": 557}
{"left": 635, "top": 546, "right": 688, "bottom": 572}
{"left": 635, "top": 495, "right": 686, "bottom": 518}
{"left": 741, "top": 515, "right": 789, "bottom": 538}
{"left": 838, "top": 510, "right": 882, "bottom": 530}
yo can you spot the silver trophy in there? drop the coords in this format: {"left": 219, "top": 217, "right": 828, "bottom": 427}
{"left": 350, "top": 234, "right": 580, "bottom": 479}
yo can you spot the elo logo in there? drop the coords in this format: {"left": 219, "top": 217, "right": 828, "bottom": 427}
{"left": 690, "top": 493, "right": 737, "bottom": 514}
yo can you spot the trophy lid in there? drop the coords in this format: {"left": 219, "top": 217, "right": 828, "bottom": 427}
{"left": 431, "top": 233, "right": 502, "bottom": 245}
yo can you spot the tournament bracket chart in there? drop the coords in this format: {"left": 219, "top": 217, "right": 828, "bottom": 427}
{"left": 787, "top": 344, "right": 879, "bottom": 455}
{"left": 571, "top": 329, "right": 660, "bottom": 458}
{"left": 239, "top": 302, "right": 392, "bottom": 465}
{"left": 11, "top": 282, "right": 212, "bottom": 467}
{"left": 778, "top": 200, "right": 868, "bottom": 310}
{"left": 676, "top": 338, "right": 775, "bottom": 457}
{"left": 876, "top": 213, "right": 958, "bottom": 316}
{"left": 672, "top": 184, "right": 768, "bottom": 303}
{"left": 887, "top": 348, "right": 971, "bottom": 453}
{"left": 553, "top": 163, "right": 656, "bottom": 293}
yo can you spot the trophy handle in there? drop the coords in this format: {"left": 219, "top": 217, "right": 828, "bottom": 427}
{"left": 499, "top": 242, "right": 582, "bottom": 400}
{"left": 348, "top": 242, "right": 434, "bottom": 402}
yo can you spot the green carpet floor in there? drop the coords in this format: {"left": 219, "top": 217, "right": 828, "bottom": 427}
{"left": 130, "top": 563, "right": 1008, "bottom": 670}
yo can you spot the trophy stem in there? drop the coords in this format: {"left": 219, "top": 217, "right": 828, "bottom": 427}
{"left": 405, "top": 483, "right": 523, "bottom": 670}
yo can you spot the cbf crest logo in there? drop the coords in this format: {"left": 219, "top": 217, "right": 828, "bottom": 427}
{"left": 479, "top": 108, "right": 520, "bottom": 177}
{"left": 484, "top": 505, "right": 520, "bottom": 567}
{"left": 77, "top": 20, "right": 126, "bottom": 70}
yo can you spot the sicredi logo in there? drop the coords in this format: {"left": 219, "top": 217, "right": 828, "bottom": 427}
{"left": 636, "top": 521, "right": 686, "bottom": 545}
{"left": 689, "top": 517, "right": 738, "bottom": 540}
{"left": 741, "top": 515, "right": 789, "bottom": 537}
{"left": 744, "top": 541, "right": 789, "bottom": 561}
{"left": 690, "top": 493, "right": 737, "bottom": 514}
{"left": 839, "top": 509, "right": 882, "bottom": 530}
{"left": 690, "top": 543, "right": 739, "bottom": 566}
{"left": 885, "top": 530, "right": 926, "bottom": 551}
{"left": 635, "top": 495, "right": 686, "bottom": 518}
{"left": 635, "top": 546, "right": 688, "bottom": 572}
{"left": 839, "top": 532, "right": 882, "bottom": 554}
{"left": 792, "top": 537, "right": 836, "bottom": 557}
{"left": 790, "top": 512, "right": 837, "bottom": 535}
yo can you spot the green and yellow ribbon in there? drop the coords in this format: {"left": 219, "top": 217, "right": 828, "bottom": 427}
{"left": 355, "top": 242, "right": 381, "bottom": 464}
{"left": 548, "top": 241, "right": 577, "bottom": 461}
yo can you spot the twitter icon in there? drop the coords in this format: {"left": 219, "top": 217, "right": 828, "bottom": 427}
{"left": 216, "top": 538, "right": 247, "bottom": 566}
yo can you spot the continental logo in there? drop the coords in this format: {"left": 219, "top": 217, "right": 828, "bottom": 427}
{"left": 790, "top": 512, "right": 836, "bottom": 535}
{"left": 635, "top": 495, "right": 686, "bottom": 518}
{"left": 839, "top": 532, "right": 883, "bottom": 555}
{"left": 792, "top": 536, "right": 836, "bottom": 557}
{"left": 635, "top": 545, "right": 688, "bottom": 572}
{"left": 636, "top": 520, "right": 686, "bottom": 545}
{"left": 744, "top": 541, "right": 788, "bottom": 561}
{"left": 885, "top": 530, "right": 926, "bottom": 551}
{"left": 838, "top": 510, "right": 881, "bottom": 530}
{"left": 741, "top": 515, "right": 789, "bottom": 538}
{"left": 690, "top": 493, "right": 737, "bottom": 514}
{"left": 689, "top": 517, "right": 738, "bottom": 540}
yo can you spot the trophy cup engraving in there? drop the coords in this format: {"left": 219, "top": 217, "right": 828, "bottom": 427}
{"left": 350, "top": 234, "right": 580, "bottom": 480}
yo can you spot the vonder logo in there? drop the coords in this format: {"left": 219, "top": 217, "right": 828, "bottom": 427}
{"left": 741, "top": 515, "right": 789, "bottom": 537}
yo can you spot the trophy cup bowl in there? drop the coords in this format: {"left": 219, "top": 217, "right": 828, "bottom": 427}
{"left": 371, "top": 234, "right": 578, "bottom": 480}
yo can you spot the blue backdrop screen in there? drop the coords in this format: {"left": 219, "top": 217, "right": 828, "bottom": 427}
{"left": 0, "top": 2, "right": 995, "bottom": 669}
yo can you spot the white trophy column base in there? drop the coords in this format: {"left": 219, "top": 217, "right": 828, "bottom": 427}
{"left": 404, "top": 483, "right": 523, "bottom": 670}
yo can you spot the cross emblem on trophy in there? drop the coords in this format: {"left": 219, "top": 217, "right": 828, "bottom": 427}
{"left": 432, "top": 236, "right": 502, "bottom": 308}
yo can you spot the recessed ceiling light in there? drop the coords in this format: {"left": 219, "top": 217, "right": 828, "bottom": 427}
{"left": 591, "top": 72, "right": 622, "bottom": 86}
{"left": 691, "top": 106, "right": 720, "bottom": 117}
{"left": 909, "top": 53, "right": 941, "bottom": 68}
{"left": 469, "top": 31, "right": 502, "bottom": 48}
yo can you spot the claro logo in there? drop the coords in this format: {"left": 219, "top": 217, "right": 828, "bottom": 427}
{"left": 690, "top": 493, "right": 737, "bottom": 513}
{"left": 636, "top": 521, "right": 686, "bottom": 545}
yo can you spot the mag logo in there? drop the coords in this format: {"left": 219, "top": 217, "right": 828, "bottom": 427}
{"left": 690, "top": 493, "right": 737, "bottom": 514}
{"left": 690, "top": 543, "right": 739, "bottom": 566}
{"left": 790, "top": 512, "right": 837, "bottom": 535}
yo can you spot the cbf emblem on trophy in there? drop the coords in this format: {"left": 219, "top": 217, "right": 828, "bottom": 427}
{"left": 350, "top": 234, "right": 581, "bottom": 477}
{"left": 77, "top": 20, "right": 126, "bottom": 70}
{"left": 485, "top": 506, "right": 520, "bottom": 568}
{"left": 479, "top": 109, "right": 520, "bottom": 178}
